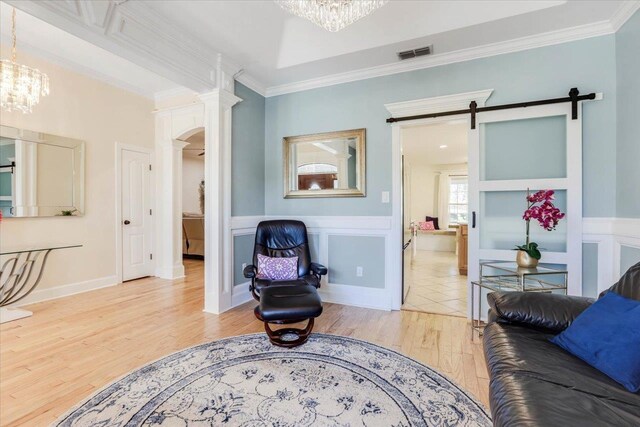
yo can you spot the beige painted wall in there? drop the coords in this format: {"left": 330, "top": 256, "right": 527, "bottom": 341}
{"left": 409, "top": 161, "right": 467, "bottom": 223}
{"left": 0, "top": 49, "right": 155, "bottom": 292}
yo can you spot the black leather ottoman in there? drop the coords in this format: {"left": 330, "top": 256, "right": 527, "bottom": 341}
{"left": 256, "top": 284, "right": 323, "bottom": 347}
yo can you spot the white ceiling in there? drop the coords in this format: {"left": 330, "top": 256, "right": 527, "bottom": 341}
{"left": 0, "top": 2, "right": 177, "bottom": 98}
{"left": 402, "top": 121, "right": 468, "bottom": 165}
{"left": 140, "top": 0, "right": 626, "bottom": 89}
{"left": 2, "top": 1, "right": 635, "bottom": 98}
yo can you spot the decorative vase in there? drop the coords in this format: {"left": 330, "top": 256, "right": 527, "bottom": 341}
{"left": 516, "top": 250, "right": 539, "bottom": 268}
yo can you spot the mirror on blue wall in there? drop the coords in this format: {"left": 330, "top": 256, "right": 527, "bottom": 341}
{"left": 283, "top": 128, "right": 366, "bottom": 198}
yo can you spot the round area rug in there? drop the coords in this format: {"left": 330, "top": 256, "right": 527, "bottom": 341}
{"left": 56, "top": 333, "right": 491, "bottom": 426}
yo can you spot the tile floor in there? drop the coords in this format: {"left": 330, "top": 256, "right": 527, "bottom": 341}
{"left": 402, "top": 249, "right": 468, "bottom": 317}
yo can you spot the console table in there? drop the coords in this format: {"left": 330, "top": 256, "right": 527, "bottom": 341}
{"left": 0, "top": 245, "right": 82, "bottom": 323}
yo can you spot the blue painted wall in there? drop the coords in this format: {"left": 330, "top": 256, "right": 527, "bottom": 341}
{"left": 265, "top": 36, "right": 617, "bottom": 217}
{"left": 232, "top": 82, "right": 265, "bottom": 216}
{"left": 620, "top": 245, "right": 640, "bottom": 276}
{"left": 616, "top": 10, "right": 640, "bottom": 218}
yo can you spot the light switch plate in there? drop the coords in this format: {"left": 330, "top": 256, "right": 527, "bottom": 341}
{"left": 381, "top": 191, "right": 390, "bottom": 203}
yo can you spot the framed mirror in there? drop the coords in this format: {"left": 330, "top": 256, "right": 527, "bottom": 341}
{"left": 284, "top": 128, "right": 366, "bottom": 198}
{"left": 0, "top": 125, "right": 85, "bottom": 218}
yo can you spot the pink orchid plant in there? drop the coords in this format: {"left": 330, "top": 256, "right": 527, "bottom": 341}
{"left": 515, "top": 189, "right": 565, "bottom": 260}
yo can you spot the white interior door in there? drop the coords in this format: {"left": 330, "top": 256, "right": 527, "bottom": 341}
{"left": 122, "top": 149, "right": 153, "bottom": 281}
{"left": 468, "top": 102, "right": 583, "bottom": 313}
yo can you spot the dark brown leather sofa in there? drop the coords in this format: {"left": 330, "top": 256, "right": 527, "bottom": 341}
{"left": 483, "top": 262, "right": 640, "bottom": 426}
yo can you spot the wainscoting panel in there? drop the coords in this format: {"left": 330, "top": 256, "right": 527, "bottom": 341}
{"left": 230, "top": 215, "right": 394, "bottom": 310}
{"left": 583, "top": 217, "right": 640, "bottom": 293}
{"left": 233, "top": 233, "right": 255, "bottom": 286}
{"left": 582, "top": 243, "right": 599, "bottom": 298}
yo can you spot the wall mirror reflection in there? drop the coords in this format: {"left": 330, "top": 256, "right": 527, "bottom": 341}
{"left": 284, "top": 128, "right": 366, "bottom": 198}
{"left": 0, "top": 125, "right": 85, "bottom": 218}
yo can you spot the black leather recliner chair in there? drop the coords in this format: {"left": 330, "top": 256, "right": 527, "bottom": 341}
{"left": 483, "top": 262, "right": 640, "bottom": 426}
{"left": 243, "top": 220, "right": 327, "bottom": 301}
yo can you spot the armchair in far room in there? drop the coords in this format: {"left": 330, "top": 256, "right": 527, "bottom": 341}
{"left": 243, "top": 220, "right": 327, "bottom": 301}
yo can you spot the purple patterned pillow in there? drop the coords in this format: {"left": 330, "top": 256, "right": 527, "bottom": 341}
{"left": 256, "top": 254, "right": 298, "bottom": 280}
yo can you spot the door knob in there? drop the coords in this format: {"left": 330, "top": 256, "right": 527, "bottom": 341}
{"left": 124, "top": 220, "right": 131, "bottom": 225}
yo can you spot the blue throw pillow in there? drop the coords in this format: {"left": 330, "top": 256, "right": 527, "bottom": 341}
{"left": 550, "top": 291, "right": 640, "bottom": 392}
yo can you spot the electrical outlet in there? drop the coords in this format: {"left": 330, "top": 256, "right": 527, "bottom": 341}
{"left": 381, "top": 191, "right": 390, "bottom": 203}
{"left": 356, "top": 266, "right": 363, "bottom": 277}
{"left": 242, "top": 263, "right": 247, "bottom": 270}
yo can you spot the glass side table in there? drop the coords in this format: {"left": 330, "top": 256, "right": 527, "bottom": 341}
{"left": 471, "top": 261, "right": 568, "bottom": 336}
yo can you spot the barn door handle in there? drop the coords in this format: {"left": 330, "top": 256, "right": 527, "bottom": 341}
{"left": 472, "top": 212, "right": 476, "bottom": 228}
{"left": 124, "top": 220, "right": 131, "bottom": 225}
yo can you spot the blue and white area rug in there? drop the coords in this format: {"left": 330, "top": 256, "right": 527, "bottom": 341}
{"left": 56, "top": 333, "right": 491, "bottom": 426}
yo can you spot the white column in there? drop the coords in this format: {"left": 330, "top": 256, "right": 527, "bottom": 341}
{"left": 154, "top": 110, "right": 189, "bottom": 280}
{"left": 199, "top": 89, "right": 241, "bottom": 314}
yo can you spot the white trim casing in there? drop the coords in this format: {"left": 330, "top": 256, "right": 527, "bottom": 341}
{"left": 384, "top": 89, "right": 493, "bottom": 118}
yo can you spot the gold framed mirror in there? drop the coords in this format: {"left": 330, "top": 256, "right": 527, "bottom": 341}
{"left": 283, "top": 128, "right": 366, "bottom": 198}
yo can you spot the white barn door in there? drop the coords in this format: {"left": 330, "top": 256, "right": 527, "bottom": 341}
{"left": 468, "top": 102, "right": 583, "bottom": 313}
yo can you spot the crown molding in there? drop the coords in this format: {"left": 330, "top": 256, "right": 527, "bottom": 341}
{"left": 6, "top": 0, "right": 220, "bottom": 92}
{"left": 384, "top": 89, "right": 493, "bottom": 118}
{"left": 264, "top": 20, "right": 617, "bottom": 97}
{"left": 0, "top": 38, "right": 157, "bottom": 100}
{"left": 610, "top": 1, "right": 640, "bottom": 32}
{"left": 153, "top": 87, "right": 198, "bottom": 103}
{"left": 235, "top": 73, "right": 267, "bottom": 97}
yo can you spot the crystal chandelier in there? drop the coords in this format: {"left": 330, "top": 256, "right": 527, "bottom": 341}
{"left": 0, "top": 8, "right": 49, "bottom": 114}
{"left": 276, "top": 0, "right": 389, "bottom": 32}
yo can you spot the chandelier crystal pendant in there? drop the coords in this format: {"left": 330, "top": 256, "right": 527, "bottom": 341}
{"left": 276, "top": 0, "right": 389, "bottom": 32}
{"left": 0, "top": 8, "right": 49, "bottom": 114}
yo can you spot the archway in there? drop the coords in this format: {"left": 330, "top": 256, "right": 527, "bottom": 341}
{"left": 154, "top": 90, "right": 241, "bottom": 314}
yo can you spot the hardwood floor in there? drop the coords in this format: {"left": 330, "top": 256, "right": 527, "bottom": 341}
{"left": 0, "top": 259, "right": 489, "bottom": 426}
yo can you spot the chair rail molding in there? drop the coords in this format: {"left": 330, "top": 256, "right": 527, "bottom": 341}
{"left": 154, "top": 88, "right": 242, "bottom": 315}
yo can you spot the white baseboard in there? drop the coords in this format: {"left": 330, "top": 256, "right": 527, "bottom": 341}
{"left": 231, "top": 282, "right": 253, "bottom": 308}
{"left": 319, "top": 283, "right": 391, "bottom": 311}
{"left": 11, "top": 275, "right": 119, "bottom": 307}
{"left": 156, "top": 264, "right": 185, "bottom": 280}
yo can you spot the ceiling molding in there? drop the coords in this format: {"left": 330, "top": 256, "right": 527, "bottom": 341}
{"left": 0, "top": 36, "right": 157, "bottom": 99}
{"left": 384, "top": 89, "right": 494, "bottom": 118}
{"left": 5, "top": 0, "right": 230, "bottom": 92}
{"left": 264, "top": 20, "right": 617, "bottom": 97}
{"left": 235, "top": 73, "right": 267, "bottom": 97}
{"left": 610, "top": 1, "right": 640, "bottom": 32}
{"left": 153, "top": 87, "right": 198, "bottom": 104}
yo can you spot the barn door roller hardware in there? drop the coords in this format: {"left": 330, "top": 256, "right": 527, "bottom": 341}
{"left": 386, "top": 88, "right": 597, "bottom": 129}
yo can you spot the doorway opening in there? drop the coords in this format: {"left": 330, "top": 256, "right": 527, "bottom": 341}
{"left": 401, "top": 120, "right": 469, "bottom": 317}
{"left": 181, "top": 130, "right": 206, "bottom": 277}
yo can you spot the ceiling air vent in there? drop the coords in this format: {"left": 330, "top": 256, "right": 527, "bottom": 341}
{"left": 397, "top": 45, "right": 433, "bottom": 60}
